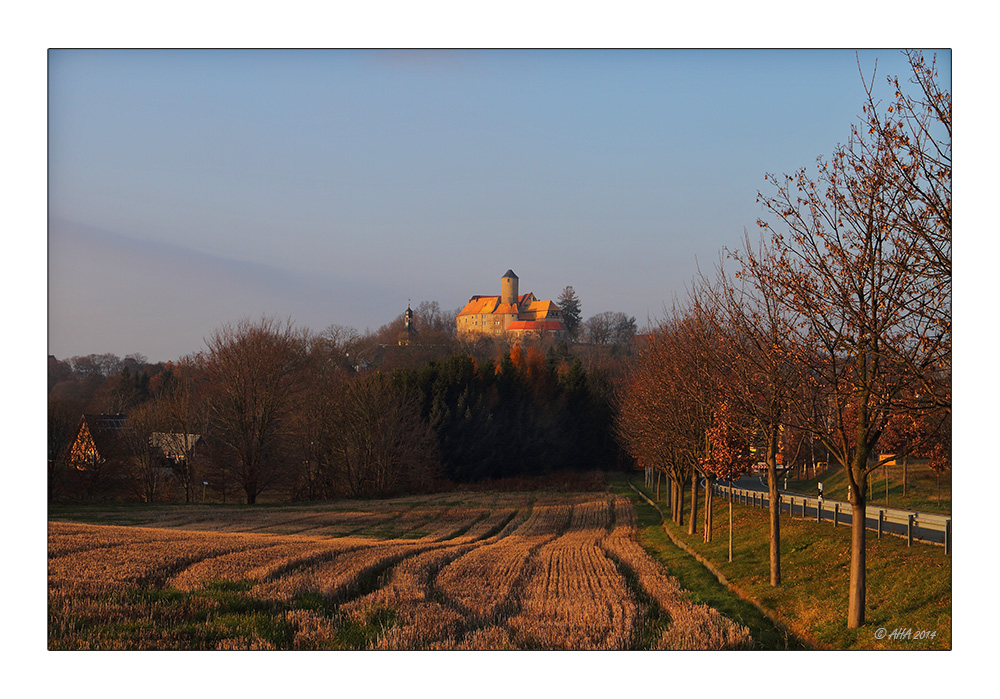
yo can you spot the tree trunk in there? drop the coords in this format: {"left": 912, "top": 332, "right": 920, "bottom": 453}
{"left": 847, "top": 470, "right": 867, "bottom": 628}
{"left": 245, "top": 469, "right": 258, "bottom": 505}
{"left": 656, "top": 470, "right": 661, "bottom": 501}
{"left": 704, "top": 480, "right": 713, "bottom": 542}
{"left": 728, "top": 480, "right": 734, "bottom": 562}
{"left": 688, "top": 467, "right": 698, "bottom": 535}
{"left": 677, "top": 475, "right": 685, "bottom": 528}
{"left": 766, "top": 427, "right": 781, "bottom": 587}
{"left": 767, "top": 463, "right": 781, "bottom": 586}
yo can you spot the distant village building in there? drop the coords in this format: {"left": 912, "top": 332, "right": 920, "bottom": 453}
{"left": 68, "top": 414, "right": 125, "bottom": 470}
{"left": 398, "top": 304, "right": 417, "bottom": 346}
{"left": 150, "top": 432, "right": 205, "bottom": 464}
{"left": 457, "top": 270, "right": 568, "bottom": 339}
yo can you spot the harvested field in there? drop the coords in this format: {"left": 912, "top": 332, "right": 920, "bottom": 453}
{"left": 48, "top": 490, "right": 750, "bottom": 650}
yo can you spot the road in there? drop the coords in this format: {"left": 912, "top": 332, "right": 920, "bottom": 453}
{"left": 713, "top": 474, "right": 950, "bottom": 550}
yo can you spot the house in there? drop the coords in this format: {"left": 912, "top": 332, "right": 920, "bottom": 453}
{"left": 150, "top": 432, "right": 205, "bottom": 464}
{"left": 456, "top": 270, "right": 568, "bottom": 339}
{"left": 68, "top": 414, "right": 125, "bottom": 470}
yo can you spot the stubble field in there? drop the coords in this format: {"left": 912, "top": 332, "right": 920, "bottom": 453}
{"left": 48, "top": 490, "right": 751, "bottom": 650}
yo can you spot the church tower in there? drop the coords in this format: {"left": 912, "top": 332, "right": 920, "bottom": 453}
{"left": 501, "top": 269, "right": 519, "bottom": 306}
{"left": 399, "top": 303, "right": 417, "bottom": 346}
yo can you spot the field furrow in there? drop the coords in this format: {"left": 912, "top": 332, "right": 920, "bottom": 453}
{"left": 48, "top": 489, "right": 758, "bottom": 650}
{"left": 249, "top": 540, "right": 437, "bottom": 603}
{"left": 433, "top": 502, "right": 571, "bottom": 620}
{"left": 505, "top": 496, "right": 640, "bottom": 649}
{"left": 166, "top": 538, "right": 371, "bottom": 590}
{"left": 601, "top": 496, "right": 751, "bottom": 649}
{"left": 342, "top": 544, "right": 476, "bottom": 649}
{"left": 48, "top": 524, "right": 276, "bottom": 586}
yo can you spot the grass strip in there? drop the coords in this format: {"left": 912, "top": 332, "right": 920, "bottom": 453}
{"left": 619, "top": 476, "right": 951, "bottom": 650}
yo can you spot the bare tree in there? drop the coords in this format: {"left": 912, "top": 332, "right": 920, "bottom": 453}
{"left": 335, "top": 372, "right": 440, "bottom": 498}
{"left": 699, "top": 400, "right": 755, "bottom": 562}
{"left": 583, "top": 311, "right": 637, "bottom": 348}
{"left": 319, "top": 324, "right": 364, "bottom": 370}
{"left": 616, "top": 308, "right": 715, "bottom": 530}
{"left": 203, "top": 317, "right": 308, "bottom": 504}
{"left": 120, "top": 401, "right": 168, "bottom": 503}
{"left": 289, "top": 332, "right": 352, "bottom": 500}
{"left": 156, "top": 357, "right": 211, "bottom": 503}
{"left": 48, "top": 396, "right": 83, "bottom": 501}
{"left": 701, "top": 240, "right": 798, "bottom": 586}
{"left": 753, "top": 52, "right": 950, "bottom": 627}
{"left": 860, "top": 50, "right": 951, "bottom": 412}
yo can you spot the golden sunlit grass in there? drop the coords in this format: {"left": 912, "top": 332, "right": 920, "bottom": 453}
{"left": 626, "top": 477, "right": 951, "bottom": 650}
{"left": 49, "top": 490, "right": 752, "bottom": 650}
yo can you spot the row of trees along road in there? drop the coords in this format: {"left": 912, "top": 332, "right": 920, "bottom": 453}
{"left": 617, "top": 50, "right": 950, "bottom": 629}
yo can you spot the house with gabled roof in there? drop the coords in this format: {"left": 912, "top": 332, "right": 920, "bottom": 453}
{"left": 68, "top": 414, "right": 125, "bottom": 470}
{"left": 456, "top": 270, "right": 568, "bottom": 339}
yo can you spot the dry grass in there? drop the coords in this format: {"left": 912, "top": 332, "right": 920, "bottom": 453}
{"left": 601, "top": 496, "right": 752, "bottom": 649}
{"left": 249, "top": 540, "right": 432, "bottom": 603}
{"left": 507, "top": 497, "right": 640, "bottom": 649}
{"left": 344, "top": 545, "right": 473, "bottom": 649}
{"left": 433, "top": 502, "right": 570, "bottom": 619}
{"left": 167, "top": 538, "right": 368, "bottom": 591}
{"left": 49, "top": 525, "right": 272, "bottom": 587}
{"left": 50, "top": 490, "right": 752, "bottom": 650}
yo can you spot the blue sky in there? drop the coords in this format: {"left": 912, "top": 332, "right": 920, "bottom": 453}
{"left": 48, "top": 48, "right": 951, "bottom": 362}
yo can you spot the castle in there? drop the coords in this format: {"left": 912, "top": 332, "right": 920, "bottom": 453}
{"left": 456, "top": 270, "right": 568, "bottom": 339}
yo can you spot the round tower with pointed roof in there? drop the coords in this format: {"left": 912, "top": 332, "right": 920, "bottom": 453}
{"left": 501, "top": 269, "right": 519, "bottom": 306}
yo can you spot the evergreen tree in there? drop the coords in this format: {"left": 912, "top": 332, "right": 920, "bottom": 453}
{"left": 557, "top": 286, "right": 582, "bottom": 338}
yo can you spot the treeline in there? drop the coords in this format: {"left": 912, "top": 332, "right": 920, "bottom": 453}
{"left": 616, "top": 50, "right": 950, "bottom": 631}
{"left": 396, "top": 346, "right": 621, "bottom": 483}
{"left": 49, "top": 318, "right": 626, "bottom": 505}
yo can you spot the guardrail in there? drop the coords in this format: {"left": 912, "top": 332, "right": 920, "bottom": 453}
{"left": 712, "top": 483, "right": 951, "bottom": 554}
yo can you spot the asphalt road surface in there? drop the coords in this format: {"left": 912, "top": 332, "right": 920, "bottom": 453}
{"left": 715, "top": 474, "right": 949, "bottom": 548}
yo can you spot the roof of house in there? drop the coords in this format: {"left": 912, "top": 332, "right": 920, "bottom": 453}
{"left": 85, "top": 414, "right": 125, "bottom": 431}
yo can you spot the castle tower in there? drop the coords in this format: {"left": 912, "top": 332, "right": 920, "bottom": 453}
{"left": 501, "top": 269, "right": 519, "bottom": 306}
